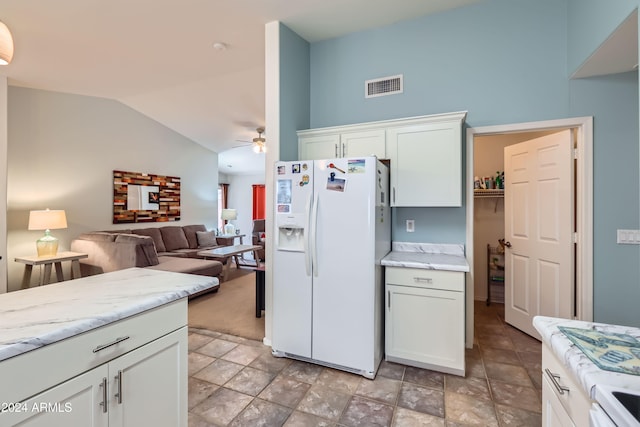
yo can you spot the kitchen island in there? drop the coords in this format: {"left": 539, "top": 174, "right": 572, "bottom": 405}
{"left": 0, "top": 267, "right": 218, "bottom": 427}
{"left": 381, "top": 243, "right": 469, "bottom": 376}
{"left": 534, "top": 316, "right": 640, "bottom": 426}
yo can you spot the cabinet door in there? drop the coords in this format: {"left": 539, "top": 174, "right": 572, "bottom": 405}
{"left": 387, "top": 121, "right": 461, "bottom": 207}
{"left": 542, "top": 374, "right": 575, "bottom": 427}
{"left": 1, "top": 365, "right": 109, "bottom": 427}
{"left": 298, "top": 134, "right": 340, "bottom": 160}
{"left": 109, "top": 327, "right": 187, "bottom": 427}
{"left": 385, "top": 284, "right": 464, "bottom": 374}
{"left": 340, "top": 129, "right": 386, "bottom": 159}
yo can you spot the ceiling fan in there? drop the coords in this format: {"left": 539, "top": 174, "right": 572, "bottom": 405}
{"left": 233, "top": 127, "right": 266, "bottom": 153}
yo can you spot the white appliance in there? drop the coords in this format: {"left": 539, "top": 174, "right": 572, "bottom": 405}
{"left": 272, "top": 156, "right": 390, "bottom": 378}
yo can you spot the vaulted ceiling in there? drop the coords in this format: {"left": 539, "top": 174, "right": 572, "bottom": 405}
{"left": 0, "top": 0, "right": 482, "bottom": 173}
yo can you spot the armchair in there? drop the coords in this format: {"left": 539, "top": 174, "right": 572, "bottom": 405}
{"left": 251, "top": 219, "right": 266, "bottom": 262}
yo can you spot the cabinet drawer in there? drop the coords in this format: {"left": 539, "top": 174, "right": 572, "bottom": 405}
{"left": 0, "top": 300, "right": 187, "bottom": 404}
{"left": 385, "top": 267, "right": 464, "bottom": 292}
{"left": 542, "top": 344, "right": 591, "bottom": 427}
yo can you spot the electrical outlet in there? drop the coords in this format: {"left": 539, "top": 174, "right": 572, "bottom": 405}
{"left": 406, "top": 219, "right": 415, "bottom": 232}
{"left": 617, "top": 229, "right": 640, "bottom": 244}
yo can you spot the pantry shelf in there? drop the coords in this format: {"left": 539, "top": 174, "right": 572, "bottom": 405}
{"left": 474, "top": 189, "right": 504, "bottom": 198}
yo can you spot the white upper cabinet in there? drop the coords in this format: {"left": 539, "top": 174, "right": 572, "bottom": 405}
{"left": 298, "top": 112, "right": 466, "bottom": 207}
{"left": 387, "top": 112, "right": 466, "bottom": 207}
{"left": 298, "top": 126, "right": 386, "bottom": 160}
{"left": 298, "top": 133, "right": 341, "bottom": 160}
{"left": 340, "top": 129, "right": 386, "bottom": 158}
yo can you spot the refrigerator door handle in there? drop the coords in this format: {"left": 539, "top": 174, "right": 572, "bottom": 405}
{"left": 304, "top": 192, "right": 312, "bottom": 276}
{"left": 310, "top": 192, "right": 320, "bottom": 277}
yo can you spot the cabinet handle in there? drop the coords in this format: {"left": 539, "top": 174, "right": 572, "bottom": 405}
{"left": 414, "top": 277, "right": 433, "bottom": 284}
{"left": 334, "top": 143, "right": 338, "bottom": 157}
{"left": 392, "top": 187, "right": 396, "bottom": 203}
{"left": 99, "top": 377, "right": 108, "bottom": 413}
{"left": 544, "top": 368, "right": 570, "bottom": 395}
{"left": 387, "top": 290, "right": 391, "bottom": 309}
{"left": 114, "top": 370, "right": 123, "bottom": 404}
{"left": 93, "top": 336, "right": 130, "bottom": 353}
{"left": 342, "top": 143, "right": 346, "bottom": 157}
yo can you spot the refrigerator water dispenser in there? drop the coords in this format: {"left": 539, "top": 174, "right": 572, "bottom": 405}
{"left": 277, "top": 226, "right": 304, "bottom": 251}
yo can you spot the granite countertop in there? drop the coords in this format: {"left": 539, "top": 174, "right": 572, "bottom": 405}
{"left": 534, "top": 315, "right": 640, "bottom": 399}
{"left": 381, "top": 242, "right": 470, "bottom": 272}
{"left": 0, "top": 268, "right": 218, "bottom": 362}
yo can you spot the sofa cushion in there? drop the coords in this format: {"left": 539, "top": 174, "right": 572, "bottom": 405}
{"left": 160, "top": 226, "right": 190, "bottom": 251}
{"left": 196, "top": 231, "right": 217, "bottom": 248}
{"left": 182, "top": 224, "right": 207, "bottom": 249}
{"left": 114, "top": 234, "right": 159, "bottom": 266}
{"left": 131, "top": 228, "right": 166, "bottom": 253}
{"left": 77, "top": 232, "right": 116, "bottom": 242}
{"left": 148, "top": 256, "right": 223, "bottom": 278}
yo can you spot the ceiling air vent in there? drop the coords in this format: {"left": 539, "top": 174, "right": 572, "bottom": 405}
{"left": 365, "top": 74, "right": 403, "bottom": 98}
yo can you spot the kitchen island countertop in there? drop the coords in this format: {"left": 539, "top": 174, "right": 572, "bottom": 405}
{"left": 0, "top": 267, "right": 218, "bottom": 362}
{"left": 381, "top": 242, "right": 469, "bottom": 272}
{"left": 534, "top": 315, "right": 640, "bottom": 399}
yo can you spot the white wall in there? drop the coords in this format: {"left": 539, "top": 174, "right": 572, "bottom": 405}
{"left": 0, "top": 78, "right": 7, "bottom": 293}
{"left": 6, "top": 87, "right": 219, "bottom": 291}
{"left": 226, "top": 173, "right": 266, "bottom": 246}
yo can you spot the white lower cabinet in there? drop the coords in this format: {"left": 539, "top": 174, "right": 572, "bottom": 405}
{"left": 385, "top": 267, "right": 465, "bottom": 376}
{"left": 541, "top": 343, "right": 591, "bottom": 427}
{"left": 542, "top": 372, "right": 575, "bottom": 427}
{"left": 0, "top": 301, "right": 188, "bottom": 427}
{"left": 2, "top": 363, "right": 110, "bottom": 426}
{"left": 3, "top": 328, "right": 186, "bottom": 427}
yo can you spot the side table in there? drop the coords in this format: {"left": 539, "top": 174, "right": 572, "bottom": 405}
{"left": 15, "top": 251, "right": 89, "bottom": 289}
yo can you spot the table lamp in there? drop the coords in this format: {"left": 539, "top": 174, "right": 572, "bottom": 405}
{"left": 221, "top": 209, "right": 237, "bottom": 235}
{"left": 28, "top": 209, "right": 68, "bottom": 257}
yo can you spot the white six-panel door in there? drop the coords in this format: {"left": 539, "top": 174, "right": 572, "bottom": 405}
{"left": 504, "top": 130, "right": 574, "bottom": 338}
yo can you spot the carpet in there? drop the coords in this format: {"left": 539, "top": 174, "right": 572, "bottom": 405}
{"left": 187, "top": 267, "right": 265, "bottom": 341}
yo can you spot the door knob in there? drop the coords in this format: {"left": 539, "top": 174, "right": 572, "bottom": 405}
{"left": 504, "top": 241, "right": 512, "bottom": 248}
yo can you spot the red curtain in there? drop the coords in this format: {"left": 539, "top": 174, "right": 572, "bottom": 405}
{"left": 252, "top": 184, "right": 266, "bottom": 220}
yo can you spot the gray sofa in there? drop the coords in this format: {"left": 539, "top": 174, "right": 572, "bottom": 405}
{"left": 70, "top": 225, "right": 226, "bottom": 292}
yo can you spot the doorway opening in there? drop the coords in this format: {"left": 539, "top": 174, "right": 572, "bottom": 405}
{"left": 465, "top": 117, "right": 593, "bottom": 347}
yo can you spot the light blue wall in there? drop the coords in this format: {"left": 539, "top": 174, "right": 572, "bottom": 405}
{"left": 570, "top": 72, "right": 640, "bottom": 326}
{"left": 310, "top": 0, "right": 568, "bottom": 128}
{"left": 567, "top": 0, "right": 639, "bottom": 75}
{"left": 286, "top": 0, "right": 640, "bottom": 325}
{"left": 309, "top": 0, "right": 569, "bottom": 244}
{"left": 279, "top": 24, "right": 310, "bottom": 161}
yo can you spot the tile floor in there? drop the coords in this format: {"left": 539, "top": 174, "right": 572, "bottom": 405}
{"left": 187, "top": 301, "right": 542, "bottom": 426}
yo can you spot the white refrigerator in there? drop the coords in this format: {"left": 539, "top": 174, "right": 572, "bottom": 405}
{"left": 272, "top": 156, "right": 390, "bottom": 378}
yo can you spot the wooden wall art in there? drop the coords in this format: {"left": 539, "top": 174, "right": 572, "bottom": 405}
{"left": 113, "top": 170, "right": 181, "bottom": 223}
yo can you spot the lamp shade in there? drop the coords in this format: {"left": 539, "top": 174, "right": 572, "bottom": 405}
{"left": 28, "top": 209, "right": 68, "bottom": 231}
{"left": 221, "top": 209, "right": 237, "bottom": 221}
{"left": 0, "top": 21, "right": 14, "bottom": 65}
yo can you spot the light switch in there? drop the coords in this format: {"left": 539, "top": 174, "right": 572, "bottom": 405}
{"left": 617, "top": 229, "right": 640, "bottom": 244}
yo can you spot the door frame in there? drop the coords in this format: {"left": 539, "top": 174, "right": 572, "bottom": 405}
{"left": 465, "top": 117, "right": 593, "bottom": 347}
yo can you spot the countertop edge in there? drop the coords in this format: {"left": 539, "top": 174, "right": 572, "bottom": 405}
{"left": 0, "top": 269, "right": 219, "bottom": 362}
{"left": 381, "top": 259, "right": 469, "bottom": 272}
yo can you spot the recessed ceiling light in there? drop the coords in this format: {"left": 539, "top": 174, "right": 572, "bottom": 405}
{"left": 213, "top": 42, "right": 227, "bottom": 51}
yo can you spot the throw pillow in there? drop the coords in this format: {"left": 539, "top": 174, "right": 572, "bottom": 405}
{"left": 196, "top": 231, "right": 217, "bottom": 248}
{"left": 159, "top": 226, "right": 189, "bottom": 251}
